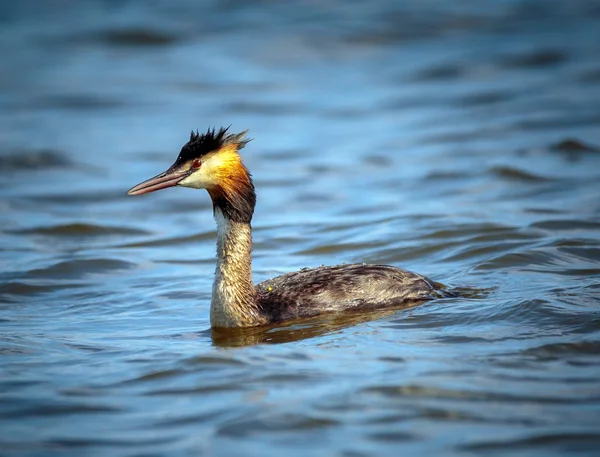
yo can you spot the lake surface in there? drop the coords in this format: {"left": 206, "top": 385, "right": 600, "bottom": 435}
{"left": 1, "top": 1, "right": 600, "bottom": 456}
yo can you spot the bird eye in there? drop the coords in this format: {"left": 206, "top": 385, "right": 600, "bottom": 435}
{"left": 192, "top": 159, "right": 202, "bottom": 169}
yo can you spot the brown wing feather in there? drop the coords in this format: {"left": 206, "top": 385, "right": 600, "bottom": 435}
{"left": 255, "top": 264, "right": 449, "bottom": 323}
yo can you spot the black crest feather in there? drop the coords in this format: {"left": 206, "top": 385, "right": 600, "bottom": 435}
{"left": 176, "top": 126, "right": 250, "bottom": 164}
{"left": 175, "top": 127, "right": 251, "bottom": 164}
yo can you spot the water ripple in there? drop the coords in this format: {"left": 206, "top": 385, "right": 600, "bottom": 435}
{"left": 0, "top": 149, "right": 73, "bottom": 170}
{"left": 12, "top": 223, "right": 149, "bottom": 237}
{"left": 26, "top": 259, "right": 135, "bottom": 279}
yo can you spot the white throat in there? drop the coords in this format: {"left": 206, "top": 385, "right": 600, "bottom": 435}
{"left": 214, "top": 208, "right": 230, "bottom": 247}
{"left": 209, "top": 208, "right": 262, "bottom": 327}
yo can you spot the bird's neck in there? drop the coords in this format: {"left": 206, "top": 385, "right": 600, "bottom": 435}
{"left": 210, "top": 209, "right": 265, "bottom": 328}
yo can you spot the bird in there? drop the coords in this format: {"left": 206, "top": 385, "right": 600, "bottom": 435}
{"left": 127, "top": 127, "right": 454, "bottom": 328}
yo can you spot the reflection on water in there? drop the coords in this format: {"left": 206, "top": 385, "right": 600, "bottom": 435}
{"left": 1, "top": 1, "right": 600, "bottom": 456}
{"left": 211, "top": 305, "right": 424, "bottom": 348}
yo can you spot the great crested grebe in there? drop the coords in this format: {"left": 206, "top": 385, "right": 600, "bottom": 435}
{"left": 128, "top": 127, "right": 453, "bottom": 328}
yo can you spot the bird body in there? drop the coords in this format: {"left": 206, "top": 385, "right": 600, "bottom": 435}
{"left": 128, "top": 127, "right": 452, "bottom": 328}
{"left": 255, "top": 264, "right": 447, "bottom": 324}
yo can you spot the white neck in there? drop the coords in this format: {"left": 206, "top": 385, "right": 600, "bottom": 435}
{"left": 210, "top": 209, "right": 263, "bottom": 328}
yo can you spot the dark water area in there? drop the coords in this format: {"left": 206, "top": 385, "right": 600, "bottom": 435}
{"left": 1, "top": 0, "right": 600, "bottom": 455}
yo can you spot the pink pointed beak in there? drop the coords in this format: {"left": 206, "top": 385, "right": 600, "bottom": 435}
{"left": 127, "top": 168, "right": 192, "bottom": 195}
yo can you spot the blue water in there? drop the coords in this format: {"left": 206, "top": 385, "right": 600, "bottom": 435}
{"left": 1, "top": 1, "right": 600, "bottom": 456}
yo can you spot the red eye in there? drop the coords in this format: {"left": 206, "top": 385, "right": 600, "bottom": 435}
{"left": 192, "top": 159, "right": 202, "bottom": 169}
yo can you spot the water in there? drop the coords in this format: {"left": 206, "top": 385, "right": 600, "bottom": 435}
{"left": 1, "top": 1, "right": 600, "bottom": 455}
